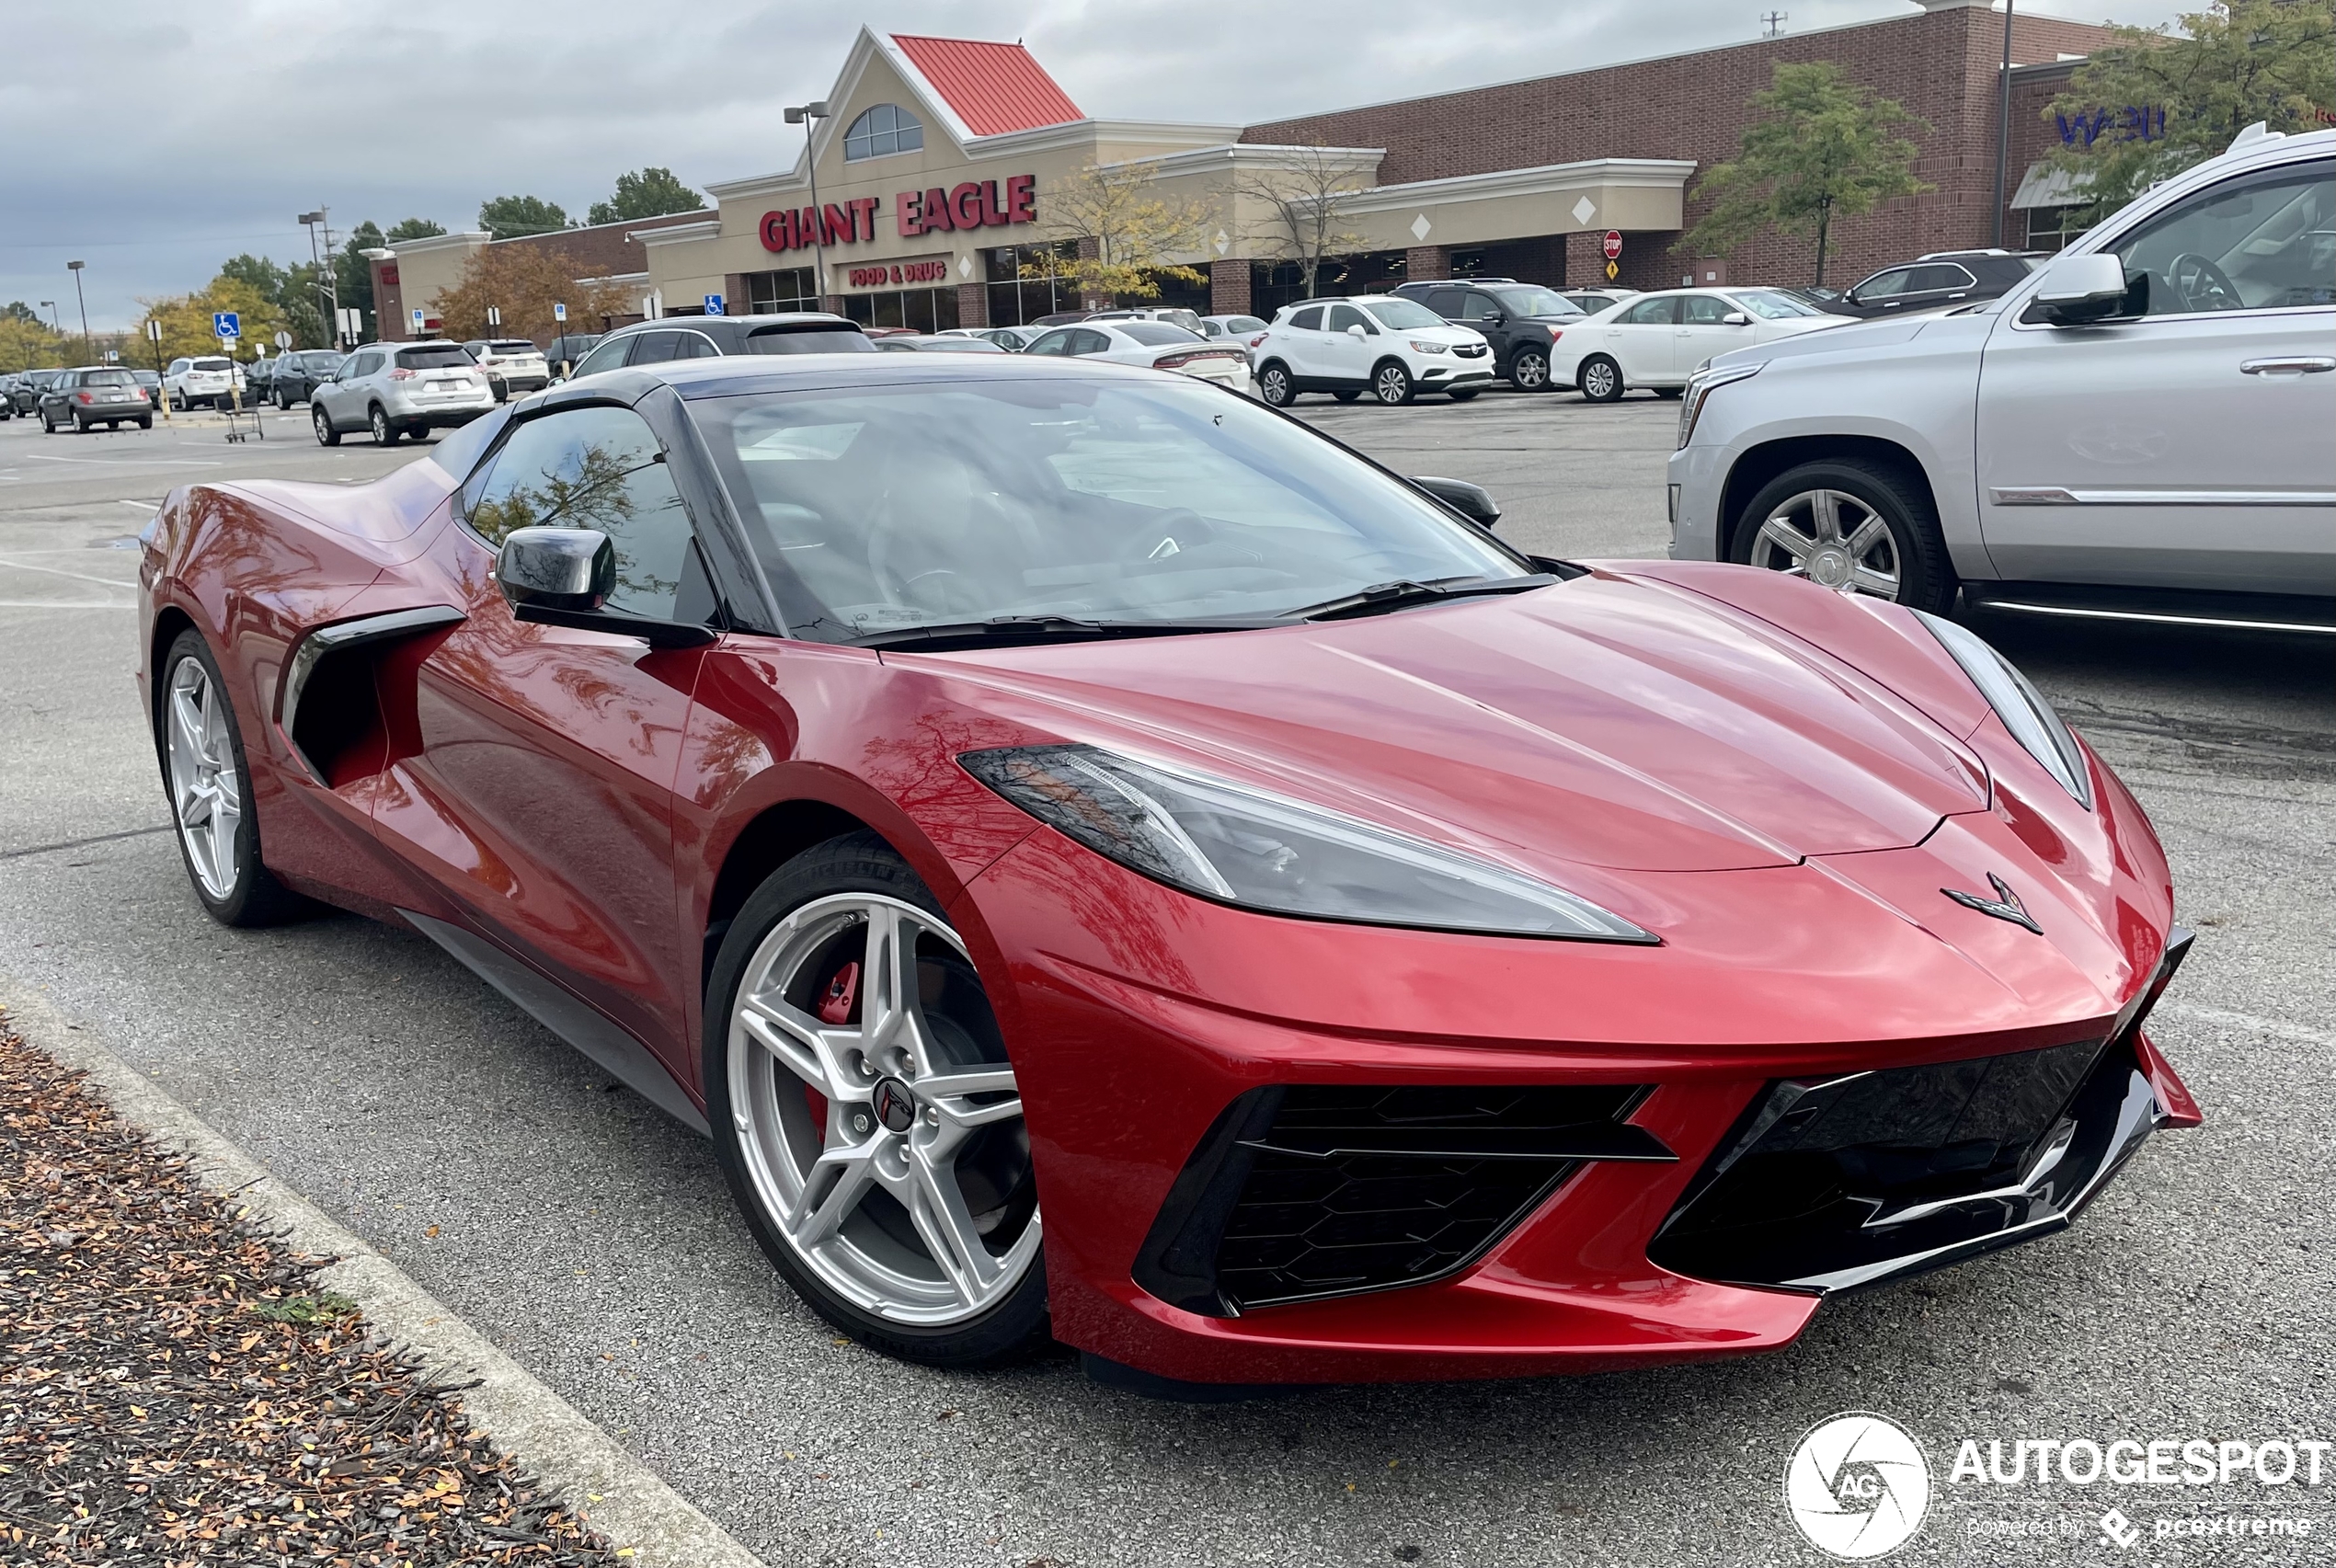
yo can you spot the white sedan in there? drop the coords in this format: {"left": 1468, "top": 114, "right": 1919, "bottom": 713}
{"left": 1022, "top": 320, "right": 1254, "bottom": 395}
{"left": 1553, "top": 287, "right": 1847, "bottom": 402}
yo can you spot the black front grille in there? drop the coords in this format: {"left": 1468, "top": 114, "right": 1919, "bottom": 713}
{"left": 1135, "top": 1085, "right": 1671, "bottom": 1316}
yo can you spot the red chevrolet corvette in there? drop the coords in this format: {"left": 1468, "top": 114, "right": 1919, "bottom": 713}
{"left": 137, "top": 353, "right": 2199, "bottom": 1390}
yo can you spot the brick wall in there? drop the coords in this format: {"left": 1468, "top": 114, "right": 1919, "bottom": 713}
{"left": 487, "top": 208, "right": 714, "bottom": 280}
{"left": 956, "top": 281, "right": 991, "bottom": 328}
{"left": 1241, "top": 7, "right": 2116, "bottom": 289}
{"left": 1209, "top": 258, "right": 1253, "bottom": 315}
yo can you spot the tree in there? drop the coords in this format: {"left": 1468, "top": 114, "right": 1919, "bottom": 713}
{"left": 2046, "top": 0, "right": 2336, "bottom": 220}
{"left": 587, "top": 167, "right": 704, "bottom": 226}
{"left": 0, "top": 317, "right": 70, "bottom": 373}
{"left": 130, "top": 275, "right": 288, "bottom": 366}
{"left": 3, "top": 301, "right": 47, "bottom": 328}
{"left": 1234, "top": 143, "right": 1373, "bottom": 298}
{"left": 478, "top": 195, "right": 571, "bottom": 240}
{"left": 430, "top": 243, "right": 635, "bottom": 344}
{"left": 1678, "top": 62, "right": 1930, "bottom": 286}
{"left": 1025, "top": 163, "right": 1211, "bottom": 305}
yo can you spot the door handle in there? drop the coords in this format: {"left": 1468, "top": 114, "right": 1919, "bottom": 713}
{"left": 2239, "top": 357, "right": 2336, "bottom": 375}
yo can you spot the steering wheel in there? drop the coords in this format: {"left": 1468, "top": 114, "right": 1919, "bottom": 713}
{"left": 2165, "top": 252, "right": 2243, "bottom": 313}
{"left": 1118, "top": 508, "right": 1215, "bottom": 565}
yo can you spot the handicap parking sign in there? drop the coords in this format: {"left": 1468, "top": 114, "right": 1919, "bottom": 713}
{"left": 704, "top": 293, "right": 725, "bottom": 316}
{"left": 212, "top": 311, "right": 240, "bottom": 339}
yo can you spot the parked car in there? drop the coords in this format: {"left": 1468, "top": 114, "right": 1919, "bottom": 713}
{"left": 1250, "top": 296, "right": 1496, "bottom": 406}
{"left": 132, "top": 369, "right": 162, "bottom": 401}
{"left": 40, "top": 366, "right": 154, "bottom": 432}
{"left": 1669, "top": 124, "right": 2336, "bottom": 622}
{"left": 873, "top": 336, "right": 1009, "bottom": 353}
{"left": 139, "top": 348, "right": 2203, "bottom": 1386}
{"left": 567, "top": 314, "right": 874, "bottom": 379}
{"left": 309, "top": 340, "right": 495, "bottom": 446}
{"left": 464, "top": 338, "right": 552, "bottom": 400}
{"left": 243, "top": 356, "right": 278, "bottom": 405}
{"left": 1820, "top": 250, "right": 2043, "bottom": 319}
{"left": 1084, "top": 306, "right": 1208, "bottom": 334}
{"left": 1395, "top": 280, "right": 1586, "bottom": 392}
{"left": 1022, "top": 320, "right": 1253, "bottom": 395}
{"left": 960, "top": 326, "right": 1043, "bottom": 351}
{"left": 544, "top": 332, "right": 604, "bottom": 376}
{"left": 1562, "top": 287, "right": 1640, "bottom": 315}
{"left": 0, "top": 374, "right": 17, "bottom": 419}
{"left": 163, "top": 356, "right": 246, "bottom": 411}
{"left": 269, "top": 350, "right": 345, "bottom": 407}
{"left": 1197, "top": 314, "right": 1268, "bottom": 346}
{"left": 1553, "top": 287, "right": 1846, "bottom": 402}
{"left": 9, "top": 369, "right": 63, "bottom": 418}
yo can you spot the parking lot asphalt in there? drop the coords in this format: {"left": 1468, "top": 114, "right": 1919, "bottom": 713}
{"left": 3, "top": 393, "right": 2330, "bottom": 1567}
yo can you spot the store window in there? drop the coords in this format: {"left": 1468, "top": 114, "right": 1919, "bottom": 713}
{"left": 2023, "top": 207, "right": 2092, "bottom": 253}
{"left": 986, "top": 243, "right": 1081, "bottom": 326}
{"left": 842, "top": 104, "right": 922, "bottom": 162}
{"left": 842, "top": 288, "right": 960, "bottom": 333}
{"left": 745, "top": 268, "right": 819, "bottom": 313}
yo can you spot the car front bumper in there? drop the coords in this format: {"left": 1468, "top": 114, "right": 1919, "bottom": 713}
{"left": 1667, "top": 441, "right": 1727, "bottom": 562}
{"left": 958, "top": 775, "right": 2192, "bottom": 1387}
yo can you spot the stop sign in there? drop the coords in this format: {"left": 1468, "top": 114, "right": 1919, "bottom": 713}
{"left": 1602, "top": 230, "right": 1623, "bottom": 260}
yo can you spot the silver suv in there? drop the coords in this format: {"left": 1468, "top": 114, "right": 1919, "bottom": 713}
{"left": 311, "top": 341, "right": 497, "bottom": 446}
{"left": 1669, "top": 125, "right": 2334, "bottom": 625}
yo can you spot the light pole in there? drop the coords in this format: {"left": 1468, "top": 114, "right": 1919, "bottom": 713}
{"left": 1992, "top": 0, "right": 2016, "bottom": 248}
{"left": 784, "top": 99, "right": 830, "bottom": 307}
{"left": 66, "top": 261, "right": 90, "bottom": 362}
{"left": 299, "top": 209, "right": 342, "bottom": 347}
{"left": 40, "top": 301, "right": 58, "bottom": 335}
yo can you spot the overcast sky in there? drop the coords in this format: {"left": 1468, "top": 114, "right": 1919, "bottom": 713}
{"left": 5, "top": 0, "right": 2185, "bottom": 331}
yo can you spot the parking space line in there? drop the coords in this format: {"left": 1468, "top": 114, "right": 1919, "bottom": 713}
{"left": 0, "top": 601, "right": 135, "bottom": 610}
{"left": 0, "top": 557, "right": 138, "bottom": 589}
{"left": 17, "top": 454, "right": 223, "bottom": 468}
{"left": 2163, "top": 1001, "right": 2336, "bottom": 1048}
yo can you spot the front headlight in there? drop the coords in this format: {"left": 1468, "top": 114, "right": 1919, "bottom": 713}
{"left": 1408, "top": 339, "right": 1450, "bottom": 354}
{"left": 1678, "top": 361, "right": 1761, "bottom": 449}
{"left": 961, "top": 744, "right": 1656, "bottom": 943}
{"left": 1914, "top": 612, "right": 2093, "bottom": 808}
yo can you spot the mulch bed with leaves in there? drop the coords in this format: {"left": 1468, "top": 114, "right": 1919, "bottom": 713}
{"left": 0, "top": 1008, "right": 616, "bottom": 1565}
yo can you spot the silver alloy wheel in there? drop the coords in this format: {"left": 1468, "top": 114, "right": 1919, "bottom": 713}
{"left": 165, "top": 655, "right": 242, "bottom": 900}
{"left": 1581, "top": 359, "right": 1620, "bottom": 400}
{"left": 1748, "top": 487, "right": 1903, "bottom": 599}
{"left": 1373, "top": 363, "right": 1411, "bottom": 404}
{"left": 727, "top": 893, "right": 1039, "bottom": 1327}
{"left": 1259, "top": 364, "right": 1290, "bottom": 405}
{"left": 1512, "top": 349, "right": 1550, "bottom": 389}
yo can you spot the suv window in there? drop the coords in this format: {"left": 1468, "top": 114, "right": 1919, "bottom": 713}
{"left": 1907, "top": 263, "right": 1976, "bottom": 292}
{"left": 1460, "top": 293, "right": 1501, "bottom": 320}
{"left": 1422, "top": 290, "right": 1466, "bottom": 318}
{"left": 1618, "top": 297, "right": 1680, "bottom": 326}
{"left": 1325, "top": 304, "right": 1373, "bottom": 334}
{"left": 1288, "top": 306, "right": 1325, "bottom": 331}
{"left": 463, "top": 406, "right": 702, "bottom": 622}
{"left": 1851, "top": 268, "right": 1916, "bottom": 303}
{"left": 570, "top": 337, "right": 631, "bottom": 378}
{"left": 349, "top": 352, "right": 384, "bottom": 378}
{"left": 2110, "top": 157, "right": 2336, "bottom": 315}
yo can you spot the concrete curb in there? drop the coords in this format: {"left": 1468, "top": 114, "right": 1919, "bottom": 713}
{"left": 0, "top": 979, "right": 767, "bottom": 1568}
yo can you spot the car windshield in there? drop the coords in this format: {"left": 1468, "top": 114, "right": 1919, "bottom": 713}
{"left": 192, "top": 359, "right": 231, "bottom": 372}
{"left": 1487, "top": 286, "right": 1582, "bottom": 317}
{"left": 1117, "top": 322, "right": 1203, "bottom": 346}
{"left": 1733, "top": 290, "right": 1824, "bottom": 319}
{"left": 692, "top": 376, "right": 1527, "bottom": 642}
{"left": 398, "top": 345, "right": 474, "bottom": 368}
{"left": 1357, "top": 299, "right": 1446, "bottom": 330}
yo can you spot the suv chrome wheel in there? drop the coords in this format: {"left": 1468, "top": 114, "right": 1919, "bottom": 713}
{"left": 1257, "top": 362, "right": 1293, "bottom": 406}
{"left": 727, "top": 892, "right": 1039, "bottom": 1328}
{"left": 165, "top": 654, "right": 242, "bottom": 900}
{"left": 1746, "top": 487, "right": 1902, "bottom": 599}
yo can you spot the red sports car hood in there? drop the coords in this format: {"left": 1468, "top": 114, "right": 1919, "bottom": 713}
{"left": 898, "top": 570, "right": 1989, "bottom": 873}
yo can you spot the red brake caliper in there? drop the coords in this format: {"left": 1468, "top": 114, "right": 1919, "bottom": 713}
{"left": 807, "top": 960, "right": 860, "bottom": 1129}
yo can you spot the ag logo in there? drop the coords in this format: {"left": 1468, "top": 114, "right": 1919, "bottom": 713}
{"left": 1784, "top": 1412, "right": 1931, "bottom": 1559}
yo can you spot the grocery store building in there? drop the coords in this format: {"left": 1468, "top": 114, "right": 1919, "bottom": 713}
{"left": 373, "top": 2, "right": 2124, "bottom": 338}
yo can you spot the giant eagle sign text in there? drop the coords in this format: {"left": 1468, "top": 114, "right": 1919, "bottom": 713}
{"left": 760, "top": 175, "right": 1037, "bottom": 255}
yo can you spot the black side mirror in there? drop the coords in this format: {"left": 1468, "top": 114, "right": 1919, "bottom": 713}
{"left": 1410, "top": 475, "right": 1503, "bottom": 530}
{"left": 496, "top": 526, "right": 716, "bottom": 647}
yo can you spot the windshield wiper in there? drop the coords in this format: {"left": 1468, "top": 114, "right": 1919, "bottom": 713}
{"left": 1288, "top": 574, "right": 1556, "bottom": 622}
{"left": 848, "top": 613, "right": 1270, "bottom": 651}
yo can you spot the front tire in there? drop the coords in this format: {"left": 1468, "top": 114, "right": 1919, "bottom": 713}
{"left": 704, "top": 832, "right": 1048, "bottom": 1368}
{"left": 313, "top": 406, "right": 339, "bottom": 446}
{"left": 155, "top": 630, "right": 311, "bottom": 927}
{"left": 1256, "top": 361, "right": 1295, "bottom": 407}
{"left": 369, "top": 406, "right": 397, "bottom": 445}
{"left": 1578, "top": 355, "right": 1624, "bottom": 402}
{"left": 1371, "top": 360, "right": 1414, "bottom": 405}
{"left": 1730, "top": 458, "right": 1956, "bottom": 613}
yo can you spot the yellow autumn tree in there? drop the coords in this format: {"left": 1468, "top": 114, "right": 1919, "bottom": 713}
{"left": 431, "top": 245, "right": 636, "bottom": 344}
{"left": 129, "top": 276, "right": 289, "bottom": 367}
{"left": 0, "top": 317, "right": 72, "bottom": 372}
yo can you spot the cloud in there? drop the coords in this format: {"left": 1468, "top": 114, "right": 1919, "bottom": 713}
{"left": 2, "top": 0, "right": 2181, "bottom": 330}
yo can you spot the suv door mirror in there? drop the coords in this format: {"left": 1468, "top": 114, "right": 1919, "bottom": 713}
{"left": 2033, "top": 253, "right": 2142, "bottom": 326}
{"left": 1409, "top": 475, "right": 1503, "bottom": 530}
{"left": 1345, "top": 324, "right": 1368, "bottom": 338}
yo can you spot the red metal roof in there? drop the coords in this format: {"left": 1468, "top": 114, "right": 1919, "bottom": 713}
{"left": 890, "top": 34, "right": 1084, "bottom": 137}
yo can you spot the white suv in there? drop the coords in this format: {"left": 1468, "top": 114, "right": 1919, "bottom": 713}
{"left": 162, "top": 356, "right": 246, "bottom": 411}
{"left": 1669, "top": 125, "right": 2335, "bottom": 622}
{"left": 1251, "top": 296, "right": 1495, "bottom": 406}
{"left": 464, "top": 338, "right": 551, "bottom": 399}
{"left": 310, "top": 340, "right": 496, "bottom": 446}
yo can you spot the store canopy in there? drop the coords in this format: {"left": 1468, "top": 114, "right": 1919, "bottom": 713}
{"left": 2010, "top": 161, "right": 2093, "bottom": 211}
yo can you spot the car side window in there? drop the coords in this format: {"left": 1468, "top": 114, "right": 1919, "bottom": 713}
{"left": 1422, "top": 290, "right": 1465, "bottom": 318}
{"left": 2109, "top": 158, "right": 2336, "bottom": 315}
{"left": 1619, "top": 297, "right": 1679, "bottom": 326}
{"left": 1325, "top": 303, "right": 1373, "bottom": 334}
{"left": 1852, "top": 268, "right": 1915, "bottom": 303}
{"left": 623, "top": 330, "right": 688, "bottom": 367}
{"left": 1906, "top": 264, "right": 1973, "bottom": 293}
{"left": 1678, "top": 293, "right": 1733, "bottom": 325}
{"left": 349, "top": 352, "right": 384, "bottom": 378}
{"left": 463, "top": 406, "right": 705, "bottom": 623}
{"left": 570, "top": 338, "right": 630, "bottom": 378}
{"left": 1460, "top": 293, "right": 1501, "bottom": 320}
{"left": 1288, "top": 306, "right": 1324, "bottom": 331}
{"left": 1071, "top": 328, "right": 1113, "bottom": 355}
{"left": 1025, "top": 330, "right": 1072, "bottom": 357}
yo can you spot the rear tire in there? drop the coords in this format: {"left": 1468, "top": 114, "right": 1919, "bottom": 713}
{"left": 155, "top": 629, "right": 314, "bottom": 928}
{"left": 1256, "top": 361, "right": 1295, "bottom": 406}
{"left": 1370, "top": 360, "right": 1414, "bottom": 406}
{"left": 704, "top": 832, "right": 1050, "bottom": 1369}
{"left": 137, "top": 417, "right": 152, "bottom": 429}
{"left": 369, "top": 406, "right": 397, "bottom": 445}
{"left": 1509, "top": 347, "right": 1552, "bottom": 392}
{"left": 1578, "top": 355, "right": 1624, "bottom": 402}
{"left": 1730, "top": 457, "right": 1956, "bottom": 614}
